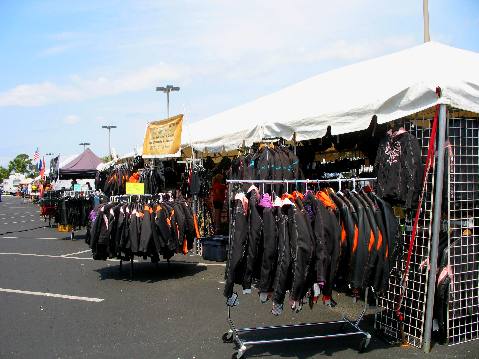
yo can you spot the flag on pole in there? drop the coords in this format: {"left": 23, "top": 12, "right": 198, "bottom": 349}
{"left": 40, "top": 157, "right": 45, "bottom": 178}
{"left": 33, "top": 148, "right": 40, "bottom": 163}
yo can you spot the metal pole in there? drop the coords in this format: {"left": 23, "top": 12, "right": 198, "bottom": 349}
{"left": 423, "top": 104, "right": 446, "bottom": 353}
{"left": 108, "top": 128, "right": 111, "bottom": 157}
{"left": 167, "top": 90, "right": 170, "bottom": 118}
{"left": 423, "top": 0, "right": 431, "bottom": 42}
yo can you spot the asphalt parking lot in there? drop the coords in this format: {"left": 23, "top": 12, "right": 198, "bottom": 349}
{"left": 0, "top": 195, "right": 477, "bottom": 358}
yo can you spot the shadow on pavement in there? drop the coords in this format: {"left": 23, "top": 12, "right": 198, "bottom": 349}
{"left": 94, "top": 260, "right": 207, "bottom": 283}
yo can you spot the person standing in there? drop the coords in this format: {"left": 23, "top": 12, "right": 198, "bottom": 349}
{"left": 211, "top": 174, "right": 226, "bottom": 234}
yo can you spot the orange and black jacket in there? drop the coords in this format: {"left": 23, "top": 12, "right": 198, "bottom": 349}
{"left": 346, "top": 191, "right": 371, "bottom": 289}
{"left": 370, "top": 193, "right": 399, "bottom": 292}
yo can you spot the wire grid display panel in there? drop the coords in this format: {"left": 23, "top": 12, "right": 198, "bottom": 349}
{"left": 375, "top": 119, "right": 434, "bottom": 348}
{"left": 447, "top": 116, "right": 479, "bottom": 345}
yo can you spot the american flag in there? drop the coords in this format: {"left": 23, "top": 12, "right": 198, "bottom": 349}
{"left": 33, "top": 148, "right": 40, "bottom": 163}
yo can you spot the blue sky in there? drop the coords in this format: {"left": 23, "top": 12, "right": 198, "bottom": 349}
{"left": 0, "top": 0, "right": 478, "bottom": 166}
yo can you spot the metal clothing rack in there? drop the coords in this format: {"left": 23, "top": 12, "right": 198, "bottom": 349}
{"left": 63, "top": 190, "right": 95, "bottom": 198}
{"left": 106, "top": 193, "right": 172, "bottom": 279}
{"left": 223, "top": 289, "right": 371, "bottom": 359}
{"left": 226, "top": 177, "right": 377, "bottom": 192}
{"left": 109, "top": 192, "right": 174, "bottom": 203}
{"left": 61, "top": 190, "right": 95, "bottom": 240}
{"left": 223, "top": 177, "right": 376, "bottom": 359}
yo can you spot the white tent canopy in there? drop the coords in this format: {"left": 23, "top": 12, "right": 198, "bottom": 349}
{"left": 183, "top": 42, "right": 479, "bottom": 152}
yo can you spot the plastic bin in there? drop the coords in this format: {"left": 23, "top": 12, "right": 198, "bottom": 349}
{"left": 201, "top": 236, "right": 228, "bottom": 262}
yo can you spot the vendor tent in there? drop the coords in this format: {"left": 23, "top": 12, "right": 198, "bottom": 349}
{"left": 183, "top": 41, "right": 479, "bottom": 152}
{"left": 59, "top": 148, "right": 103, "bottom": 179}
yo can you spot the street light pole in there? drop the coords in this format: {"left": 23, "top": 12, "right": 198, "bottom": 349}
{"left": 156, "top": 85, "right": 180, "bottom": 118}
{"left": 101, "top": 125, "right": 117, "bottom": 158}
{"left": 423, "top": 0, "right": 430, "bottom": 42}
{"left": 79, "top": 142, "right": 91, "bottom": 151}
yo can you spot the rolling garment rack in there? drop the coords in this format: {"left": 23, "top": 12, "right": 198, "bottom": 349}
{"left": 62, "top": 190, "right": 95, "bottom": 240}
{"left": 108, "top": 193, "right": 174, "bottom": 279}
{"left": 223, "top": 177, "right": 376, "bottom": 359}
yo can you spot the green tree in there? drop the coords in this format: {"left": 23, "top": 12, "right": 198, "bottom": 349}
{"left": 8, "top": 154, "right": 36, "bottom": 176}
{"left": 0, "top": 166, "right": 9, "bottom": 182}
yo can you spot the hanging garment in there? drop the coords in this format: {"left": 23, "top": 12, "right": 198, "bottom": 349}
{"left": 315, "top": 191, "right": 341, "bottom": 296}
{"left": 243, "top": 187, "right": 263, "bottom": 292}
{"left": 258, "top": 194, "right": 278, "bottom": 294}
{"left": 374, "top": 129, "right": 423, "bottom": 209}
{"left": 224, "top": 195, "right": 249, "bottom": 299}
{"left": 272, "top": 203, "right": 292, "bottom": 307}
{"left": 289, "top": 197, "right": 315, "bottom": 302}
{"left": 342, "top": 191, "right": 370, "bottom": 289}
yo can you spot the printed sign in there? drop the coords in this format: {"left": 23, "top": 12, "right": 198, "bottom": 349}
{"left": 143, "top": 114, "right": 183, "bottom": 158}
{"left": 126, "top": 182, "right": 145, "bottom": 195}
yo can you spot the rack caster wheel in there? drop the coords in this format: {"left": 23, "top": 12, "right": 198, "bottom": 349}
{"left": 232, "top": 350, "right": 245, "bottom": 359}
{"left": 222, "top": 331, "right": 233, "bottom": 343}
{"left": 358, "top": 336, "right": 370, "bottom": 353}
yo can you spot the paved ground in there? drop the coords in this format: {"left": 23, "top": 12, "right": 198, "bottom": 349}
{"left": 0, "top": 195, "right": 477, "bottom": 358}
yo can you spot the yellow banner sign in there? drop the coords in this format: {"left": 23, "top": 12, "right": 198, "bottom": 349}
{"left": 126, "top": 182, "right": 145, "bottom": 195}
{"left": 143, "top": 114, "right": 183, "bottom": 158}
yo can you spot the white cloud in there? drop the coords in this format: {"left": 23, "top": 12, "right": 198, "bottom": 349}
{"left": 0, "top": 63, "right": 191, "bottom": 107}
{"left": 38, "top": 44, "right": 76, "bottom": 57}
{"left": 64, "top": 115, "right": 80, "bottom": 125}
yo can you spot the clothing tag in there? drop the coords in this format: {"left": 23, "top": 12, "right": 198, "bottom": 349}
{"left": 259, "top": 292, "right": 269, "bottom": 304}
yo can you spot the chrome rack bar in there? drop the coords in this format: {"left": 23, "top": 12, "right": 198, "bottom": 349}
{"left": 226, "top": 178, "right": 376, "bottom": 184}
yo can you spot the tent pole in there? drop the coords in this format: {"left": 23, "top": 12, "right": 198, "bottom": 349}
{"left": 423, "top": 104, "right": 446, "bottom": 353}
{"left": 423, "top": 0, "right": 431, "bottom": 42}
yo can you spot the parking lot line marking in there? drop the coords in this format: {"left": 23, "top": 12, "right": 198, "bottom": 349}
{"left": 62, "top": 250, "right": 91, "bottom": 257}
{"left": 1, "top": 236, "right": 18, "bottom": 239}
{"left": 198, "top": 262, "right": 226, "bottom": 267}
{"left": 0, "top": 252, "right": 93, "bottom": 260}
{"left": 169, "top": 260, "right": 226, "bottom": 267}
{"left": 36, "top": 237, "right": 61, "bottom": 240}
{"left": 0, "top": 288, "right": 104, "bottom": 302}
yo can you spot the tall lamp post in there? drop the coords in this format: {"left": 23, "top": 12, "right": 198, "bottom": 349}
{"left": 101, "top": 125, "right": 117, "bottom": 159}
{"left": 79, "top": 142, "right": 90, "bottom": 151}
{"left": 156, "top": 85, "right": 180, "bottom": 118}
